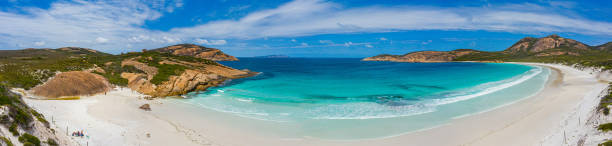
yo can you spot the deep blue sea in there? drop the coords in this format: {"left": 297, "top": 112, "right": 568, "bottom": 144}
{"left": 174, "top": 58, "right": 550, "bottom": 139}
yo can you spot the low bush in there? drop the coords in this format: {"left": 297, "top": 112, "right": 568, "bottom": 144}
{"left": 1, "top": 136, "right": 13, "bottom": 146}
{"left": 9, "top": 122, "right": 18, "bottom": 136}
{"left": 46, "top": 138, "right": 58, "bottom": 146}
{"left": 18, "top": 133, "right": 40, "bottom": 146}
{"left": 600, "top": 140, "right": 612, "bottom": 146}
{"left": 598, "top": 123, "right": 612, "bottom": 132}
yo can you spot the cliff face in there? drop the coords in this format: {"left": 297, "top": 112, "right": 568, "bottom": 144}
{"left": 118, "top": 56, "right": 253, "bottom": 97}
{"left": 152, "top": 44, "right": 239, "bottom": 61}
{"left": 362, "top": 49, "right": 477, "bottom": 62}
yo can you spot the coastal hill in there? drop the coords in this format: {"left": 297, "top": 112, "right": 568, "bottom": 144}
{"left": 254, "top": 54, "right": 290, "bottom": 58}
{"left": 152, "top": 44, "right": 239, "bottom": 61}
{"left": 363, "top": 35, "right": 612, "bottom": 69}
{"left": 0, "top": 44, "right": 251, "bottom": 98}
{"left": 362, "top": 49, "right": 478, "bottom": 62}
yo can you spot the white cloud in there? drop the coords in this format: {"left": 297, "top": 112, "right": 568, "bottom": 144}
{"left": 95, "top": 37, "right": 109, "bottom": 43}
{"left": 194, "top": 39, "right": 227, "bottom": 45}
{"left": 365, "top": 44, "right": 373, "bottom": 48}
{"left": 171, "top": 0, "right": 612, "bottom": 39}
{"left": 0, "top": 0, "right": 611, "bottom": 52}
{"left": 34, "top": 41, "right": 45, "bottom": 46}
{"left": 162, "top": 36, "right": 181, "bottom": 43}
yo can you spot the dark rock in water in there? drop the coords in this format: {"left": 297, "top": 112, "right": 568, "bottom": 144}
{"left": 372, "top": 95, "right": 409, "bottom": 106}
{"left": 139, "top": 104, "right": 151, "bottom": 111}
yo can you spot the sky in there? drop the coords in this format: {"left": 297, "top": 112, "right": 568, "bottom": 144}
{"left": 0, "top": 0, "right": 611, "bottom": 57}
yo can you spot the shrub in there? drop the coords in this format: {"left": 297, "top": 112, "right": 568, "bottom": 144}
{"left": 18, "top": 133, "right": 40, "bottom": 146}
{"left": 605, "top": 107, "right": 610, "bottom": 115}
{"left": 600, "top": 140, "right": 612, "bottom": 146}
{"left": 1, "top": 136, "right": 13, "bottom": 146}
{"left": 598, "top": 123, "right": 612, "bottom": 132}
{"left": 9, "top": 122, "right": 18, "bottom": 136}
{"left": 46, "top": 138, "right": 58, "bottom": 146}
{"left": 150, "top": 64, "right": 187, "bottom": 85}
{"left": 30, "top": 109, "right": 48, "bottom": 127}
{"left": 9, "top": 106, "right": 32, "bottom": 126}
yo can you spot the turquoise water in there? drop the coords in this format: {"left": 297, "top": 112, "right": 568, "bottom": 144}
{"left": 175, "top": 58, "right": 550, "bottom": 139}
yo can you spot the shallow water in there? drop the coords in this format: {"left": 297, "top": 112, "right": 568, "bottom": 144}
{"left": 175, "top": 58, "right": 549, "bottom": 139}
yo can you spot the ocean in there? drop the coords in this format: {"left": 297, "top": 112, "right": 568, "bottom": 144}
{"left": 173, "top": 58, "right": 550, "bottom": 139}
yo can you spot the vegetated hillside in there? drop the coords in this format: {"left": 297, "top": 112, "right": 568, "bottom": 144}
{"left": 454, "top": 35, "right": 612, "bottom": 70}
{"left": 112, "top": 51, "right": 253, "bottom": 97}
{"left": 0, "top": 45, "right": 251, "bottom": 145}
{"left": 0, "top": 47, "right": 111, "bottom": 89}
{"left": 363, "top": 34, "right": 612, "bottom": 70}
{"left": 152, "top": 44, "right": 239, "bottom": 61}
{"left": 362, "top": 49, "right": 482, "bottom": 62}
{"left": 0, "top": 45, "right": 253, "bottom": 97}
{"left": 0, "top": 84, "right": 64, "bottom": 146}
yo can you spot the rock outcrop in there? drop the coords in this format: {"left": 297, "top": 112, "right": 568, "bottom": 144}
{"left": 362, "top": 49, "right": 477, "bottom": 62}
{"left": 505, "top": 34, "right": 589, "bottom": 54}
{"left": 119, "top": 56, "right": 254, "bottom": 97}
{"left": 152, "top": 44, "right": 238, "bottom": 61}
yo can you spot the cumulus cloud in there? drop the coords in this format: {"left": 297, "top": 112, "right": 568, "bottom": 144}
{"left": 95, "top": 37, "right": 109, "bottom": 43}
{"left": 0, "top": 0, "right": 611, "bottom": 52}
{"left": 34, "top": 41, "right": 45, "bottom": 46}
{"left": 172, "top": 0, "right": 612, "bottom": 38}
{"left": 194, "top": 39, "right": 227, "bottom": 45}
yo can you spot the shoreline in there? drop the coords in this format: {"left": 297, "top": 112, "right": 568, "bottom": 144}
{"left": 18, "top": 62, "right": 610, "bottom": 146}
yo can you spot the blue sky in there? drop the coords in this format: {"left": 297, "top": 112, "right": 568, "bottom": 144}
{"left": 1, "top": 0, "right": 611, "bottom": 57}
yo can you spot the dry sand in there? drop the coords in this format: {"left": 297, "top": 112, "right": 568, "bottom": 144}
{"left": 20, "top": 63, "right": 609, "bottom": 146}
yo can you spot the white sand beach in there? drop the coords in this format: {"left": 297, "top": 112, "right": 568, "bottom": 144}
{"left": 20, "top": 63, "right": 610, "bottom": 146}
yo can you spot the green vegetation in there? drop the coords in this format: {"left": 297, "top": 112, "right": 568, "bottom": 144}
{"left": 0, "top": 47, "right": 224, "bottom": 146}
{"left": 18, "top": 133, "right": 40, "bottom": 146}
{"left": 598, "top": 123, "right": 612, "bottom": 132}
{"left": 1, "top": 136, "right": 13, "bottom": 146}
{"left": 46, "top": 138, "right": 58, "bottom": 146}
{"left": 9, "top": 122, "right": 18, "bottom": 136}
{"left": 0, "top": 48, "right": 218, "bottom": 88}
{"left": 454, "top": 49, "right": 612, "bottom": 71}
{"left": 600, "top": 140, "right": 612, "bottom": 146}
{"left": 600, "top": 83, "right": 612, "bottom": 115}
{"left": 30, "top": 109, "right": 49, "bottom": 127}
{"left": 150, "top": 64, "right": 187, "bottom": 85}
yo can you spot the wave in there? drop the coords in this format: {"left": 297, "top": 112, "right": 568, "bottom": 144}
{"left": 180, "top": 65, "right": 546, "bottom": 121}
{"left": 427, "top": 66, "right": 543, "bottom": 106}
{"left": 310, "top": 66, "right": 545, "bottom": 120}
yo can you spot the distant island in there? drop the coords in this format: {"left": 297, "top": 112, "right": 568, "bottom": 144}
{"left": 254, "top": 54, "right": 290, "bottom": 58}
{"left": 363, "top": 35, "right": 611, "bottom": 70}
